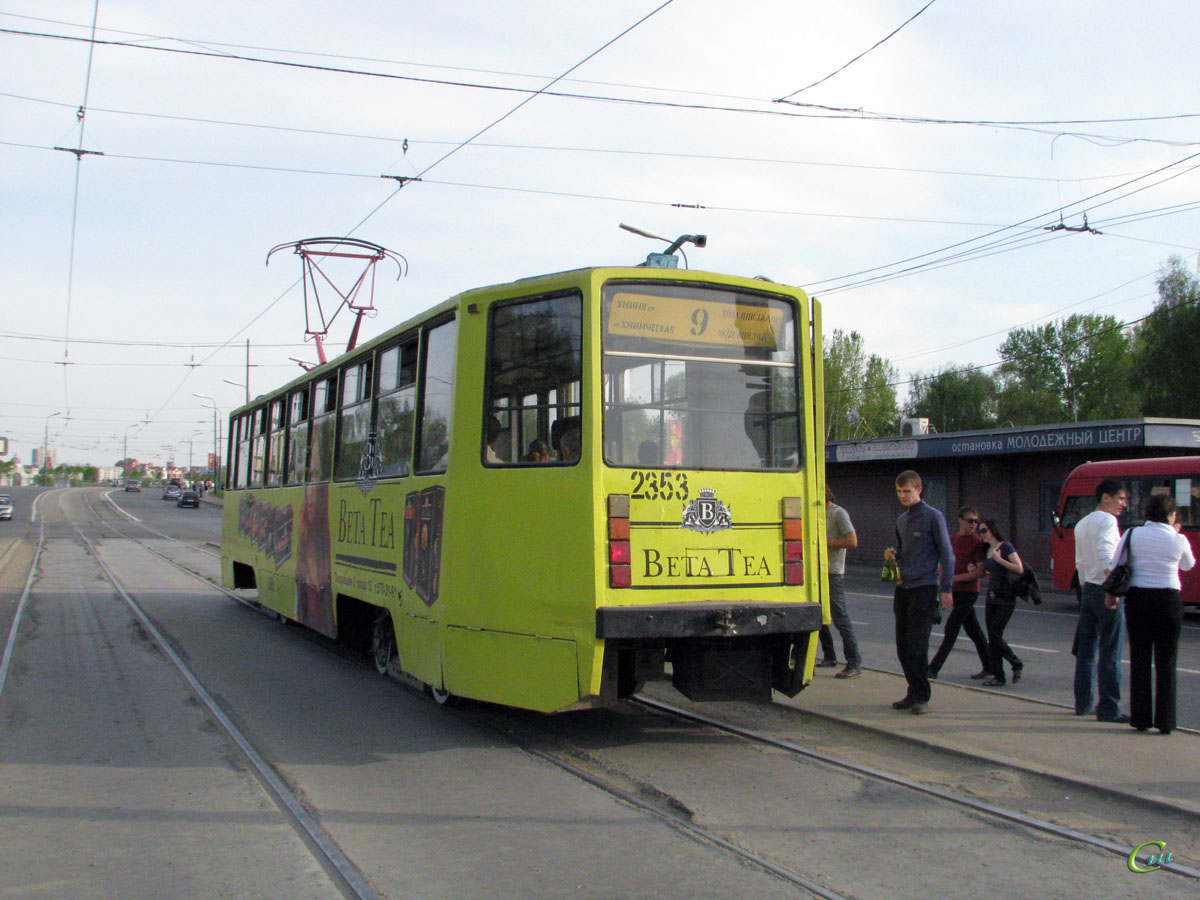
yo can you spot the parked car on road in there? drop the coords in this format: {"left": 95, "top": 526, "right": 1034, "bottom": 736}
{"left": 0, "top": 495, "right": 12, "bottom": 521}
{"left": 177, "top": 490, "right": 200, "bottom": 509}
{"left": 162, "top": 484, "right": 182, "bottom": 500}
{"left": 124, "top": 482, "right": 141, "bottom": 492}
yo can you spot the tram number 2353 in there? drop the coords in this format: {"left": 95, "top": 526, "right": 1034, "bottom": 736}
{"left": 630, "top": 470, "right": 689, "bottom": 502}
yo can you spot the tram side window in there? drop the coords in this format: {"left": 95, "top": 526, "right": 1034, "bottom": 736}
{"left": 250, "top": 407, "right": 267, "bottom": 486}
{"left": 376, "top": 339, "right": 417, "bottom": 477}
{"left": 266, "top": 398, "right": 285, "bottom": 487}
{"left": 234, "top": 414, "right": 252, "bottom": 490}
{"left": 336, "top": 359, "right": 374, "bottom": 481}
{"left": 416, "top": 319, "right": 457, "bottom": 473}
{"left": 484, "top": 293, "right": 583, "bottom": 465}
{"left": 285, "top": 388, "right": 309, "bottom": 485}
{"left": 308, "top": 376, "right": 338, "bottom": 482}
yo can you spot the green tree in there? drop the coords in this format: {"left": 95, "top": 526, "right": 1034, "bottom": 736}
{"left": 1132, "top": 256, "right": 1200, "bottom": 417}
{"left": 905, "top": 365, "right": 999, "bottom": 432}
{"left": 995, "top": 313, "right": 1137, "bottom": 425}
{"left": 823, "top": 329, "right": 899, "bottom": 440}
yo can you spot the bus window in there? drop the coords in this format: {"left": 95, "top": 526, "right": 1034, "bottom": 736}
{"left": 308, "top": 376, "right": 337, "bottom": 482}
{"left": 376, "top": 339, "right": 417, "bottom": 477}
{"left": 336, "top": 359, "right": 373, "bottom": 480}
{"left": 416, "top": 319, "right": 457, "bottom": 473}
{"left": 1178, "top": 478, "right": 1198, "bottom": 528}
{"left": 266, "top": 399, "right": 285, "bottom": 487}
{"left": 602, "top": 283, "right": 800, "bottom": 470}
{"left": 285, "top": 387, "right": 309, "bottom": 485}
{"left": 485, "top": 293, "right": 583, "bottom": 465}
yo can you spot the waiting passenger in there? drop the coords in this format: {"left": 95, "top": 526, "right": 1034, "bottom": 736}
{"left": 978, "top": 519, "right": 1025, "bottom": 687}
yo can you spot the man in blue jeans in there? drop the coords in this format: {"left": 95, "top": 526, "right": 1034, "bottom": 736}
{"left": 1073, "top": 478, "right": 1129, "bottom": 723}
{"left": 823, "top": 487, "right": 862, "bottom": 678}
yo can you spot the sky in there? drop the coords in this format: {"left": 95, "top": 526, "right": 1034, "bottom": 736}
{"left": 2, "top": 0, "right": 1199, "bottom": 469}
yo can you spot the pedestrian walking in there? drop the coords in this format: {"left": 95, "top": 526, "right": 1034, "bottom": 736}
{"left": 1114, "top": 495, "right": 1195, "bottom": 734}
{"left": 885, "top": 470, "right": 954, "bottom": 714}
{"left": 929, "top": 505, "right": 991, "bottom": 680}
{"left": 823, "top": 487, "right": 861, "bottom": 679}
{"left": 977, "top": 519, "right": 1024, "bottom": 686}
{"left": 1072, "top": 478, "right": 1129, "bottom": 722}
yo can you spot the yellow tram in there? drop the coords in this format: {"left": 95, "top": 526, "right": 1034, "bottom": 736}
{"left": 221, "top": 257, "right": 829, "bottom": 712}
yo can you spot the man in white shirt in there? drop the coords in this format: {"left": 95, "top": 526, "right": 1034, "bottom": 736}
{"left": 1073, "top": 478, "right": 1128, "bottom": 722}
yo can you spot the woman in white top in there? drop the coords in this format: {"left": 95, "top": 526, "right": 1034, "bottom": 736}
{"left": 1109, "top": 494, "right": 1196, "bottom": 734}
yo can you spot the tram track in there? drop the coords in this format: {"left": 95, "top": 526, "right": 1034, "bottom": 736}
{"left": 6, "top": 488, "right": 385, "bottom": 900}
{"left": 34, "top": 488, "right": 1199, "bottom": 898}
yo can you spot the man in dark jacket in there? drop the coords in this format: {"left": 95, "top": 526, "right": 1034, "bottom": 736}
{"left": 885, "top": 470, "right": 954, "bottom": 714}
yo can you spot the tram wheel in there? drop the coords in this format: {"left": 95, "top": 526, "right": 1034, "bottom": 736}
{"left": 429, "top": 685, "right": 459, "bottom": 707}
{"left": 370, "top": 612, "right": 396, "bottom": 676}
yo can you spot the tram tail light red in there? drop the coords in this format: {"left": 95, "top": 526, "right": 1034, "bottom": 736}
{"left": 608, "top": 494, "right": 632, "bottom": 588}
{"left": 782, "top": 497, "right": 804, "bottom": 585}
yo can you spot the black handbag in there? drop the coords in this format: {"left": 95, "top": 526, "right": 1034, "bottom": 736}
{"left": 1100, "top": 530, "right": 1135, "bottom": 597}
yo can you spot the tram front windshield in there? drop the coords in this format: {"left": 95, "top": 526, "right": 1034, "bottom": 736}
{"left": 602, "top": 283, "right": 800, "bottom": 471}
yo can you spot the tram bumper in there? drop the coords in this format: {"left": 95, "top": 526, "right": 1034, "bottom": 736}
{"left": 596, "top": 602, "right": 819, "bottom": 702}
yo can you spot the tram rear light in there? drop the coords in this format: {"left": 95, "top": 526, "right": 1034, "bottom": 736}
{"left": 782, "top": 497, "right": 804, "bottom": 586}
{"left": 611, "top": 564, "right": 632, "bottom": 588}
{"left": 608, "top": 493, "right": 632, "bottom": 589}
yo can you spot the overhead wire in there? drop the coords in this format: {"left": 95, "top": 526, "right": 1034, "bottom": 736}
{"left": 776, "top": 0, "right": 940, "bottom": 100}
{"left": 807, "top": 147, "right": 1200, "bottom": 294}
{"left": 6, "top": 88, "right": 1198, "bottom": 183}
{"left": 3, "top": 26, "right": 1200, "bottom": 146}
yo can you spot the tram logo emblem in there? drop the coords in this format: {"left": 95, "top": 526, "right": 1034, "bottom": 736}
{"left": 681, "top": 489, "right": 733, "bottom": 533}
{"left": 356, "top": 430, "right": 383, "bottom": 495}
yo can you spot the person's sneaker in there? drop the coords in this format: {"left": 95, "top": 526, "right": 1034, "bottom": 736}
{"left": 969, "top": 670, "right": 993, "bottom": 680}
{"left": 892, "top": 697, "right": 915, "bottom": 709}
{"left": 816, "top": 658, "right": 839, "bottom": 668}
{"left": 835, "top": 665, "right": 861, "bottom": 679}
{"left": 1097, "top": 713, "right": 1131, "bottom": 724}
{"left": 910, "top": 703, "right": 929, "bottom": 715}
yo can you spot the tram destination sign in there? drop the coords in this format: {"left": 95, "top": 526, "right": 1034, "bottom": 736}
{"left": 607, "top": 291, "right": 785, "bottom": 350}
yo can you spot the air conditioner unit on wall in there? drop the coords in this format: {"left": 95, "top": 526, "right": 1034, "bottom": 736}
{"left": 900, "top": 417, "right": 931, "bottom": 436}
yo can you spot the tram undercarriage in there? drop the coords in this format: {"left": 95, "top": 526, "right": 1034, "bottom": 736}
{"left": 597, "top": 602, "right": 820, "bottom": 702}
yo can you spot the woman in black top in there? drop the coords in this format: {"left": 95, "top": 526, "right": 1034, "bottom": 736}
{"left": 979, "top": 519, "right": 1025, "bottom": 687}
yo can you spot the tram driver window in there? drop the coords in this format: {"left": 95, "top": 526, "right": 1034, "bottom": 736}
{"left": 484, "top": 293, "right": 583, "bottom": 466}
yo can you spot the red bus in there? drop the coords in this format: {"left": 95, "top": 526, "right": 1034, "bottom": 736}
{"left": 1051, "top": 456, "right": 1200, "bottom": 607}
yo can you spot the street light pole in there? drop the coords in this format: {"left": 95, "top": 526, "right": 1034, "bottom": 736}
{"left": 43, "top": 412, "right": 62, "bottom": 483}
{"left": 192, "top": 394, "right": 222, "bottom": 489}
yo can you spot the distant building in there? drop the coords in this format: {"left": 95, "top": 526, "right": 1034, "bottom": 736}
{"left": 31, "top": 448, "right": 55, "bottom": 469}
{"left": 826, "top": 417, "right": 1200, "bottom": 575}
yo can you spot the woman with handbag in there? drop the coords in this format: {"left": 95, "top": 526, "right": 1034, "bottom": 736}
{"left": 978, "top": 519, "right": 1025, "bottom": 687}
{"left": 1109, "top": 495, "right": 1195, "bottom": 734}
